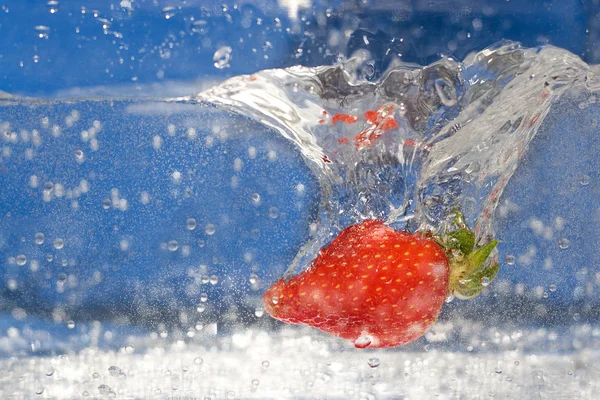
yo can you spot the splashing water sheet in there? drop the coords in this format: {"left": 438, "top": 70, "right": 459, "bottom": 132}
{"left": 2, "top": 42, "right": 600, "bottom": 398}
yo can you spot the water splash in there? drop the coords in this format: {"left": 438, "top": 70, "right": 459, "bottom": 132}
{"left": 195, "top": 41, "right": 597, "bottom": 278}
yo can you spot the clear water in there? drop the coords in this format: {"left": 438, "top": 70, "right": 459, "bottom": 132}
{"left": 196, "top": 41, "right": 597, "bottom": 278}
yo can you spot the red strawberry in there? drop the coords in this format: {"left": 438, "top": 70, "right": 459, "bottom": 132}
{"left": 263, "top": 220, "right": 449, "bottom": 348}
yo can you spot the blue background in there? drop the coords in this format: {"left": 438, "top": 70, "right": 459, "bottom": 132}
{"left": 1, "top": 0, "right": 599, "bottom": 334}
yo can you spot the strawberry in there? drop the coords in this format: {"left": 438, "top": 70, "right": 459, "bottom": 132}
{"left": 263, "top": 217, "right": 499, "bottom": 348}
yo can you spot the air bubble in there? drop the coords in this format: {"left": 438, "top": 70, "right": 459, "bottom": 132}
{"left": 200, "top": 293, "right": 208, "bottom": 302}
{"left": 45, "top": 366, "right": 55, "bottom": 376}
{"left": 209, "top": 275, "right": 219, "bottom": 285}
{"left": 108, "top": 366, "right": 121, "bottom": 377}
{"left": 205, "top": 224, "right": 216, "bottom": 235}
{"left": 196, "top": 304, "right": 206, "bottom": 313}
{"left": 271, "top": 296, "right": 279, "bottom": 305}
{"left": 480, "top": 277, "right": 490, "bottom": 287}
{"left": 125, "top": 345, "right": 135, "bottom": 354}
{"left": 191, "top": 19, "right": 207, "bottom": 34}
{"left": 558, "top": 238, "right": 570, "bottom": 249}
{"left": 466, "top": 344, "right": 474, "bottom": 351}
{"left": 268, "top": 207, "right": 279, "bottom": 219}
{"left": 213, "top": 46, "right": 232, "bottom": 69}
{"left": 549, "top": 284, "right": 557, "bottom": 292}
{"left": 367, "top": 358, "right": 380, "bottom": 368}
{"left": 186, "top": 218, "right": 197, "bottom": 230}
{"left": 254, "top": 308, "right": 264, "bottom": 317}
{"left": 67, "top": 320, "right": 75, "bottom": 329}
{"left": 16, "top": 255, "right": 27, "bottom": 266}
{"left": 251, "top": 193, "right": 261, "bottom": 206}
{"left": 75, "top": 149, "right": 85, "bottom": 163}
{"left": 194, "top": 357, "right": 203, "bottom": 365}
{"left": 505, "top": 255, "right": 515, "bottom": 265}
{"left": 102, "top": 198, "right": 111, "bottom": 209}
{"left": 168, "top": 240, "right": 179, "bottom": 252}
{"left": 579, "top": 174, "right": 590, "bottom": 186}
{"left": 262, "top": 360, "right": 270, "bottom": 369}
{"left": 53, "top": 238, "right": 65, "bottom": 250}
{"left": 35, "top": 232, "right": 45, "bottom": 245}
{"left": 354, "top": 335, "right": 372, "bottom": 349}
{"left": 98, "top": 385, "right": 111, "bottom": 395}
{"left": 251, "top": 379, "right": 260, "bottom": 387}
{"left": 161, "top": 6, "right": 177, "bottom": 19}
{"left": 249, "top": 273, "right": 259, "bottom": 284}
{"left": 35, "top": 25, "right": 50, "bottom": 39}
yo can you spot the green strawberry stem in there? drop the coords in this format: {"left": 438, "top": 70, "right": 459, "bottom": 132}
{"left": 434, "top": 210, "right": 500, "bottom": 300}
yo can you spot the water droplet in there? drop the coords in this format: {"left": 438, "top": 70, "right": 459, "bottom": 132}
{"left": 271, "top": 296, "right": 278, "bottom": 305}
{"left": 249, "top": 273, "right": 259, "bottom": 284}
{"left": 254, "top": 307, "right": 264, "bottom": 317}
{"left": 102, "top": 198, "right": 111, "bottom": 209}
{"left": 201, "top": 275, "right": 210, "bottom": 284}
{"left": 514, "top": 360, "right": 520, "bottom": 366}
{"left": 108, "top": 366, "right": 121, "bottom": 377}
{"left": 35, "top": 232, "right": 45, "bottom": 245}
{"left": 196, "top": 304, "right": 206, "bottom": 313}
{"left": 445, "top": 295, "right": 455, "bottom": 303}
{"left": 186, "top": 218, "right": 197, "bottom": 230}
{"left": 251, "top": 378, "right": 260, "bottom": 387}
{"left": 205, "top": 223, "right": 216, "bottom": 235}
{"left": 480, "top": 277, "right": 490, "bottom": 287}
{"left": 45, "top": 366, "right": 55, "bottom": 376}
{"left": 466, "top": 344, "right": 474, "bottom": 351}
{"left": 82, "top": 391, "right": 90, "bottom": 397}
{"left": 251, "top": 193, "right": 261, "bottom": 206}
{"left": 200, "top": 293, "right": 208, "bottom": 302}
{"left": 125, "top": 344, "right": 135, "bottom": 354}
{"left": 495, "top": 367, "right": 502, "bottom": 374}
{"left": 168, "top": 240, "right": 179, "bottom": 252}
{"left": 98, "top": 384, "right": 111, "bottom": 395}
{"left": 579, "top": 174, "right": 590, "bottom": 186}
{"left": 92, "top": 372, "right": 100, "bottom": 379}
{"left": 268, "top": 207, "right": 279, "bottom": 219}
{"left": 354, "top": 335, "right": 372, "bottom": 349}
{"left": 367, "top": 358, "right": 380, "bottom": 368}
{"left": 558, "top": 238, "right": 570, "bottom": 249}
{"left": 53, "top": 238, "right": 64, "bottom": 250}
{"left": 161, "top": 6, "right": 177, "bottom": 19}
{"left": 549, "top": 284, "right": 557, "bottom": 292}
{"left": 194, "top": 357, "right": 203, "bottom": 365}
{"left": 16, "top": 255, "right": 27, "bottom": 266}
{"left": 67, "top": 320, "right": 75, "bottom": 329}
{"left": 35, "top": 385, "right": 44, "bottom": 395}
{"left": 209, "top": 275, "right": 219, "bottom": 285}
{"left": 262, "top": 360, "right": 270, "bottom": 369}
{"left": 505, "top": 255, "right": 515, "bottom": 265}
{"left": 213, "top": 46, "right": 232, "bottom": 69}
